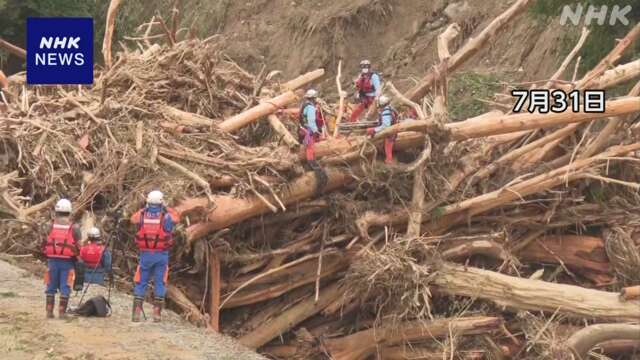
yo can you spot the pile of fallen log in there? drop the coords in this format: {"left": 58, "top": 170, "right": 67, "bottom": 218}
{"left": 1, "top": 0, "right": 640, "bottom": 358}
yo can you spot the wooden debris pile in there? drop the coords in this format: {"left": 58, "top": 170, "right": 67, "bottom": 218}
{"left": 1, "top": 0, "right": 640, "bottom": 359}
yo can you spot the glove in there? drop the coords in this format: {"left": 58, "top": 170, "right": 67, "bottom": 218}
{"left": 354, "top": 92, "right": 360, "bottom": 100}
{"left": 367, "top": 128, "right": 376, "bottom": 137}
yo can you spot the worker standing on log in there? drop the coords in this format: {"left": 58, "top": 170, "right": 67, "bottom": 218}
{"left": 350, "top": 59, "right": 381, "bottom": 122}
{"left": 367, "top": 95, "right": 398, "bottom": 164}
{"left": 299, "top": 89, "right": 325, "bottom": 160}
{"left": 130, "top": 190, "right": 179, "bottom": 323}
{"left": 42, "top": 199, "right": 81, "bottom": 319}
{"left": 79, "top": 227, "right": 112, "bottom": 286}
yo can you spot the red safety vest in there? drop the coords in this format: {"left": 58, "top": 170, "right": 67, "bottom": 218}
{"left": 44, "top": 222, "right": 77, "bottom": 259}
{"left": 355, "top": 72, "right": 378, "bottom": 94}
{"left": 135, "top": 209, "right": 172, "bottom": 251}
{"left": 80, "top": 243, "right": 104, "bottom": 268}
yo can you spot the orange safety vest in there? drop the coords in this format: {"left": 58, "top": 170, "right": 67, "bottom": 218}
{"left": 80, "top": 243, "right": 104, "bottom": 268}
{"left": 44, "top": 222, "right": 77, "bottom": 259}
{"left": 135, "top": 209, "right": 172, "bottom": 251}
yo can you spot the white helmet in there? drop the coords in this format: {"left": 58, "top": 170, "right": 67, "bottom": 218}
{"left": 359, "top": 59, "right": 371, "bottom": 68}
{"left": 87, "top": 227, "right": 101, "bottom": 239}
{"left": 147, "top": 190, "right": 164, "bottom": 205}
{"left": 377, "top": 95, "right": 390, "bottom": 107}
{"left": 304, "top": 89, "right": 318, "bottom": 99}
{"left": 54, "top": 199, "right": 72, "bottom": 213}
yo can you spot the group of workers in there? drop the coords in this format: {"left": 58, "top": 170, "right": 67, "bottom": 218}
{"left": 42, "top": 190, "right": 177, "bottom": 323}
{"left": 299, "top": 59, "right": 399, "bottom": 164}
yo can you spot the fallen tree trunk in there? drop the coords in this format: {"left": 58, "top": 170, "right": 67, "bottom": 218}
{"left": 403, "top": 0, "right": 533, "bottom": 103}
{"left": 517, "top": 235, "right": 611, "bottom": 275}
{"left": 209, "top": 250, "right": 220, "bottom": 331}
{"left": 183, "top": 168, "right": 353, "bottom": 242}
{"left": 0, "top": 37, "right": 26, "bottom": 59}
{"left": 166, "top": 284, "right": 207, "bottom": 326}
{"left": 620, "top": 286, "right": 640, "bottom": 301}
{"left": 311, "top": 97, "right": 640, "bottom": 163}
{"left": 566, "top": 324, "right": 640, "bottom": 360}
{"left": 267, "top": 114, "right": 299, "bottom": 147}
{"left": 433, "top": 263, "right": 640, "bottom": 321}
{"left": 380, "top": 346, "right": 485, "bottom": 360}
{"left": 239, "top": 282, "right": 343, "bottom": 349}
{"left": 323, "top": 316, "right": 502, "bottom": 360}
{"left": 218, "top": 69, "right": 323, "bottom": 133}
{"left": 162, "top": 105, "right": 216, "bottom": 127}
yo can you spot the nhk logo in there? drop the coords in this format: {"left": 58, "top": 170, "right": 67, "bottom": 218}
{"left": 27, "top": 18, "right": 93, "bottom": 85}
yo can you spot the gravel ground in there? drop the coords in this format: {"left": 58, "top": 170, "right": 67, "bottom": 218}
{"left": 0, "top": 258, "right": 266, "bottom": 360}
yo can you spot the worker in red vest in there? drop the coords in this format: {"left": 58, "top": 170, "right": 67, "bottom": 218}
{"left": 130, "top": 190, "right": 179, "bottom": 322}
{"left": 42, "top": 199, "right": 81, "bottom": 318}
{"left": 350, "top": 59, "right": 382, "bottom": 122}
{"left": 79, "top": 227, "right": 112, "bottom": 285}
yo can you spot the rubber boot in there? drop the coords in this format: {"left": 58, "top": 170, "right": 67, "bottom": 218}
{"left": 153, "top": 297, "right": 164, "bottom": 323}
{"left": 58, "top": 296, "right": 69, "bottom": 319}
{"left": 46, "top": 294, "right": 55, "bottom": 319}
{"left": 131, "top": 296, "right": 143, "bottom": 322}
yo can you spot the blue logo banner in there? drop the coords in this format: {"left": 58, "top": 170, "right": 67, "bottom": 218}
{"left": 26, "top": 17, "right": 94, "bottom": 85}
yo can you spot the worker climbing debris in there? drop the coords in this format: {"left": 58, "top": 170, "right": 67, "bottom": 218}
{"left": 42, "top": 199, "right": 81, "bottom": 319}
{"left": 79, "top": 226, "right": 112, "bottom": 286}
{"left": 350, "top": 59, "right": 382, "bottom": 122}
{"left": 367, "top": 95, "right": 399, "bottom": 164}
{"left": 130, "top": 190, "right": 179, "bottom": 323}
{"left": 299, "top": 88, "right": 328, "bottom": 193}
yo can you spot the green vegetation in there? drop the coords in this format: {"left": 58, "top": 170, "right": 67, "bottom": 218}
{"left": 529, "top": 0, "right": 640, "bottom": 73}
{"left": 448, "top": 72, "right": 500, "bottom": 121}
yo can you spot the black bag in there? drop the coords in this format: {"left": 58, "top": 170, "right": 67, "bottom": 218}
{"left": 73, "top": 295, "right": 111, "bottom": 317}
{"left": 73, "top": 261, "right": 85, "bottom": 291}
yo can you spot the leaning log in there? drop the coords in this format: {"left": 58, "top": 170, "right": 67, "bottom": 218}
{"left": 433, "top": 263, "right": 640, "bottom": 321}
{"left": 323, "top": 316, "right": 502, "bottom": 360}
{"left": 0, "top": 37, "right": 26, "bottom": 59}
{"left": 166, "top": 284, "right": 207, "bottom": 326}
{"left": 102, "top": 0, "right": 124, "bottom": 69}
{"left": 566, "top": 324, "right": 640, "bottom": 360}
{"left": 403, "top": 0, "right": 533, "bottom": 102}
{"left": 239, "top": 282, "right": 343, "bottom": 349}
{"left": 218, "top": 69, "right": 323, "bottom": 133}
{"left": 183, "top": 168, "right": 353, "bottom": 241}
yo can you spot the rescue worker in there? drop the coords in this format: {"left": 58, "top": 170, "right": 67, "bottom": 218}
{"left": 299, "top": 88, "right": 324, "bottom": 162}
{"left": 130, "top": 190, "right": 179, "bottom": 323}
{"left": 42, "top": 199, "right": 81, "bottom": 319}
{"left": 367, "top": 95, "right": 398, "bottom": 164}
{"left": 350, "top": 59, "right": 382, "bottom": 122}
{"left": 79, "top": 227, "right": 112, "bottom": 286}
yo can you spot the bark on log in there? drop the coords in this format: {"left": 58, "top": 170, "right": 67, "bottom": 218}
{"left": 162, "top": 105, "right": 216, "bottom": 127}
{"left": 403, "top": 0, "right": 533, "bottom": 102}
{"left": 267, "top": 114, "right": 299, "bottom": 147}
{"left": 102, "top": 0, "right": 124, "bottom": 69}
{"left": 566, "top": 324, "right": 640, "bottom": 360}
{"left": 238, "top": 282, "right": 343, "bottom": 349}
{"left": 281, "top": 69, "right": 325, "bottom": 91}
{"left": 598, "top": 339, "right": 640, "bottom": 355}
{"left": 433, "top": 263, "right": 640, "bottom": 321}
{"left": 323, "top": 316, "right": 502, "bottom": 360}
{"left": 183, "top": 168, "right": 353, "bottom": 242}
{"left": 166, "top": 284, "right": 207, "bottom": 326}
{"left": 518, "top": 235, "right": 611, "bottom": 274}
{"left": 0, "top": 37, "right": 26, "bottom": 59}
{"left": 590, "top": 58, "right": 640, "bottom": 89}
{"left": 621, "top": 286, "right": 640, "bottom": 301}
{"left": 219, "top": 91, "right": 298, "bottom": 132}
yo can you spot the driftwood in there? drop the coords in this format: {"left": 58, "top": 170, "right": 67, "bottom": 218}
{"left": 239, "top": 282, "right": 343, "bottom": 349}
{"left": 166, "top": 284, "right": 207, "bottom": 326}
{"left": 620, "top": 286, "right": 640, "bottom": 301}
{"left": 566, "top": 324, "right": 640, "bottom": 359}
{"left": 267, "top": 114, "right": 299, "bottom": 147}
{"left": 433, "top": 263, "right": 640, "bottom": 321}
{"left": 208, "top": 250, "right": 221, "bottom": 331}
{"left": 323, "top": 316, "right": 502, "bottom": 360}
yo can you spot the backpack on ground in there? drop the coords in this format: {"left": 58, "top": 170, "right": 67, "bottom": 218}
{"left": 72, "top": 295, "right": 111, "bottom": 317}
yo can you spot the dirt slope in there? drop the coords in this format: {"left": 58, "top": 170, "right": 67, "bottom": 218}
{"left": 0, "top": 258, "right": 265, "bottom": 360}
{"left": 214, "top": 0, "right": 569, "bottom": 89}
